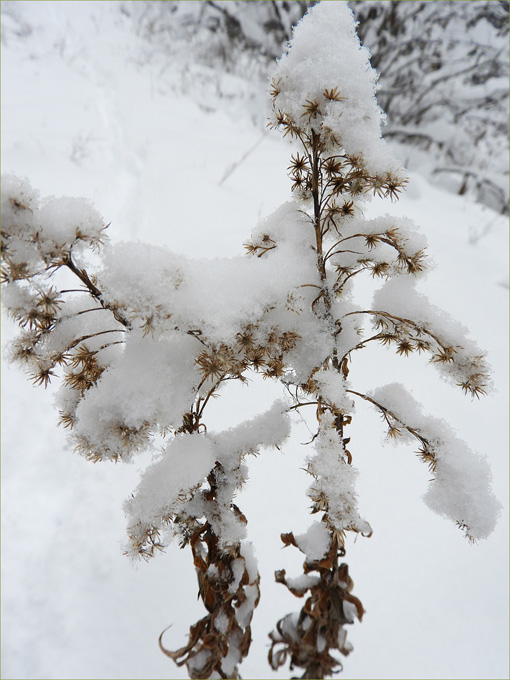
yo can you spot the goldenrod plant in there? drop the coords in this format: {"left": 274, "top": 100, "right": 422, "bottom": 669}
{"left": 1, "top": 3, "right": 500, "bottom": 678}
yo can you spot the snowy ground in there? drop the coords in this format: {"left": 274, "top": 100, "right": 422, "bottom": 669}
{"left": 1, "top": 3, "right": 508, "bottom": 679}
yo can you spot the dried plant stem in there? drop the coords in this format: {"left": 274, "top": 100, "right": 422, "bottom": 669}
{"left": 160, "top": 461, "right": 259, "bottom": 679}
{"left": 269, "top": 536, "right": 363, "bottom": 678}
{"left": 346, "top": 388, "right": 433, "bottom": 451}
{"left": 64, "top": 254, "right": 130, "bottom": 328}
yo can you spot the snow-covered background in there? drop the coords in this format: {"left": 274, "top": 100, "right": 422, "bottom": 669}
{"left": 1, "top": 2, "right": 508, "bottom": 679}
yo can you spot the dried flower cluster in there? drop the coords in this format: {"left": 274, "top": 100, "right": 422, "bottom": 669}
{"left": 0, "top": 3, "right": 499, "bottom": 678}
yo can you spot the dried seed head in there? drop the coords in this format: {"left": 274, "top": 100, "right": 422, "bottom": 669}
{"left": 323, "top": 87, "right": 345, "bottom": 102}
{"left": 323, "top": 156, "right": 343, "bottom": 176}
{"left": 417, "top": 447, "right": 437, "bottom": 473}
{"left": 30, "top": 364, "right": 56, "bottom": 388}
{"left": 269, "top": 78, "right": 281, "bottom": 101}
{"left": 301, "top": 98, "right": 321, "bottom": 122}
{"left": 396, "top": 340, "right": 414, "bottom": 356}
{"left": 196, "top": 351, "right": 225, "bottom": 380}
{"left": 58, "top": 411, "right": 76, "bottom": 429}
{"left": 370, "top": 261, "right": 390, "bottom": 278}
{"left": 36, "top": 287, "right": 62, "bottom": 315}
{"left": 288, "top": 153, "right": 308, "bottom": 173}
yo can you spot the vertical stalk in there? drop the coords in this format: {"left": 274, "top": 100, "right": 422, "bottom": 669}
{"left": 311, "top": 131, "right": 328, "bottom": 291}
{"left": 308, "top": 130, "right": 343, "bottom": 366}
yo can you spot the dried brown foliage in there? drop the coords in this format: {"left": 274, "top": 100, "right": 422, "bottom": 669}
{"left": 159, "top": 470, "right": 259, "bottom": 679}
{"left": 269, "top": 536, "right": 363, "bottom": 679}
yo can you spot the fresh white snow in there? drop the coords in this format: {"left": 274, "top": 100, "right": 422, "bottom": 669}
{"left": 1, "top": 2, "right": 508, "bottom": 679}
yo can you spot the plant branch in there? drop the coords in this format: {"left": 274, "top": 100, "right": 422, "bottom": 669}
{"left": 63, "top": 253, "right": 131, "bottom": 328}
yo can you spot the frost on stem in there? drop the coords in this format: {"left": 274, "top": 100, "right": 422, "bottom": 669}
{"left": 0, "top": 2, "right": 500, "bottom": 679}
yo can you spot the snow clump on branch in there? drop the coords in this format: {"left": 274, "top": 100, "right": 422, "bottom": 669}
{"left": 270, "top": 1, "right": 403, "bottom": 177}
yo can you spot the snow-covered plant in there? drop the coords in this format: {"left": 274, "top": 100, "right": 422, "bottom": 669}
{"left": 0, "top": 3, "right": 500, "bottom": 678}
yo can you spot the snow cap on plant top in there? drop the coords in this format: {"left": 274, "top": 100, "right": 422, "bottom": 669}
{"left": 270, "top": 0, "right": 403, "bottom": 177}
